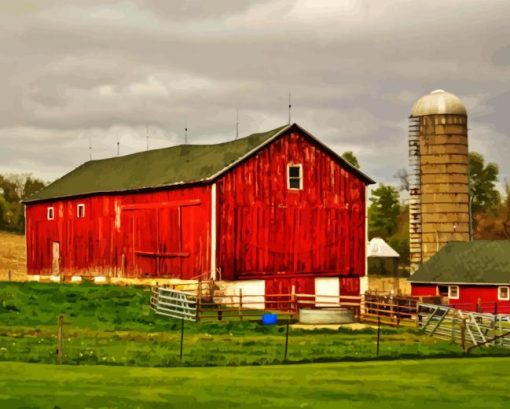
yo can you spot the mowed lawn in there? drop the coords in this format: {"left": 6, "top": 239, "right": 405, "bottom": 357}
{"left": 1, "top": 358, "right": 509, "bottom": 409}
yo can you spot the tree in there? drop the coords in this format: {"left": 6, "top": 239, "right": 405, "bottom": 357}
{"left": 0, "top": 173, "right": 47, "bottom": 233}
{"left": 22, "top": 176, "right": 46, "bottom": 200}
{"left": 469, "top": 152, "right": 500, "bottom": 215}
{"left": 393, "top": 168, "right": 409, "bottom": 192}
{"left": 501, "top": 181, "right": 510, "bottom": 239}
{"left": 368, "top": 184, "right": 400, "bottom": 238}
{"left": 341, "top": 151, "right": 360, "bottom": 169}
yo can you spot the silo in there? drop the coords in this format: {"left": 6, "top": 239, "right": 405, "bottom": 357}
{"left": 408, "top": 89, "right": 470, "bottom": 271}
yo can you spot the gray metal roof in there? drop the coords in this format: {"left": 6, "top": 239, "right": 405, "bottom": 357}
{"left": 410, "top": 241, "right": 510, "bottom": 284}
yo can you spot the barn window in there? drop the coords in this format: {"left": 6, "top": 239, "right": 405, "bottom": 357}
{"left": 498, "top": 286, "right": 510, "bottom": 301}
{"left": 77, "top": 204, "right": 85, "bottom": 218}
{"left": 47, "top": 207, "right": 54, "bottom": 220}
{"left": 448, "top": 285, "right": 459, "bottom": 300}
{"left": 287, "top": 164, "right": 303, "bottom": 190}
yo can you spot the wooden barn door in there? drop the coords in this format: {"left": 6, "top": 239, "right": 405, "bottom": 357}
{"left": 133, "top": 208, "right": 159, "bottom": 276}
{"left": 121, "top": 200, "right": 203, "bottom": 278}
{"left": 52, "top": 242, "right": 60, "bottom": 275}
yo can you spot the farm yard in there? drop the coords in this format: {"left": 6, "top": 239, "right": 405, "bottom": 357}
{"left": 1, "top": 282, "right": 510, "bottom": 368}
{"left": 2, "top": 241, "right": 510, "bottom": 407}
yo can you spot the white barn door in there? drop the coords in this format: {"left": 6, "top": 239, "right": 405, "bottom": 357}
{"left": 315, "top": 277, "right": 340, "bottom": 307}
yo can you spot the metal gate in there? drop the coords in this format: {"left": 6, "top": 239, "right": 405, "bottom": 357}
{"left": 417, "top": 303, "right": 510, "bottom": 350}
{"left": 150, "top": 286, "right": 198, "bottom": 322}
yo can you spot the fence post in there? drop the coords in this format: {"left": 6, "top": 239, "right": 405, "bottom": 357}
{"left": 376, "top": 316, "right": 381, "bottom": 357}
{"left": 239, "top": 288, "right": 243, "bottom": 321}
{"left": 8, "top": 270, "right": 11, "bottom": 281}
{"left": 283, "top": 319, "right": 290, "bottom": 363}
{"left": 477, "top": 298, "right": 482, "bottom": 313}
{"left": 196, "top": 282, "right": 201, "bottom": 322}
{"left": 451, "top": 316, "right": 455, "bottom": 342}
{"left": 460, "top": 317, "right": 467, "bottom": 353}
{"left": 56, "top": 314, "right": 64, "bottom": 365}
{"left": 179, "top": 318, "right": 185, "bottom": 361}
{"left": 494, "top": 302, "right": 498, "bottom": 315}
{"left": 291, "top": 285, "right": 297, "bottom": 315}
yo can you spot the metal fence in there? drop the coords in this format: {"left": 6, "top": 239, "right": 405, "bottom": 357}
{"left": 417, "top": 303, "right": 510, "bottom": 350}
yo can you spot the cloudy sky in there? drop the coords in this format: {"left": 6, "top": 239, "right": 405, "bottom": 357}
{"left": 1, "top": 0, "right": 509, "bottom": 187}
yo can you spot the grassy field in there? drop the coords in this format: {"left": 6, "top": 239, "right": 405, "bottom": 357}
{"left": 1, "top": 282, "right": 509, "bottom": 367}
{"left": 1, "top": 357, "right": 509, "bottom": 408}
{"left": 0, "top": 231, "right": 25, "bottom": 280}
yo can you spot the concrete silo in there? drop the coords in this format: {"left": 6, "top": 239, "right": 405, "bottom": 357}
{"left": 408, "top": 89, "right": 470, "bottom": 271}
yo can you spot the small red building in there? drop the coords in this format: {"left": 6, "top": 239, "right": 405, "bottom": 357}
{"left": 24, "top": 123, "right": 374, "bottom": 300}
{"left": 410, "top": 241, "right": 510, "bottom": 314}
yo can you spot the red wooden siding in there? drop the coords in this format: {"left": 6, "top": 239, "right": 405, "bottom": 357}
{"left": 448, "top": 286, "right": 510, "bottom": 314}
{"left": 216, "top": 129, "right": 366, "bottom": 281}
{"left": 411, "top": 284, "right": 510, "bottom": 314}
{"left": 340, "top": 277, "right": 360, "bottom": 296}
{"left": 265, "top": 276, "right": 315, "bottom": 310}
{"left": 410, "top": 284, "right": 437, "bottom": 297}
{"left": 26, "top": 186, "right": 211, "bottom": 279}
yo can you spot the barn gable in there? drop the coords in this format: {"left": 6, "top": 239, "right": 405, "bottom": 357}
{"left": 216, "top": 126, "right": 372, "bottom": 282}
{"left": 24, "top": 123, "right": 373, "bottom": 203}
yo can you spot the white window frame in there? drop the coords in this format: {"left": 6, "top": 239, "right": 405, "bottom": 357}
{"left": 498, "top": 286, "right": 510, "bottom": 301}
{"left": 47, "top": 207, "right": 54, "bottom": 220}
{"left": 448, "top": 285, "right": 459, "bottom": 300}
{"left": 77, "top": 203, "right": 86, "bottom": 218}
{"left": 287, "top": 163, "right": 303, "bottom": 190}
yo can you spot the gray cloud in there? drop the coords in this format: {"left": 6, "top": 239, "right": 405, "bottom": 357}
{"left": 0, "top": 0, "right": 509, "bottom": 187}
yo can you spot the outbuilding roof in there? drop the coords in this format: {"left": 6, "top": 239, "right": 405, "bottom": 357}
{"left": 409, "top": 241, "right": 510, "bottom": 285}
{"left": 367, "top": 237, "right": 400, "bottom": 258}
{"left": 24, "top": 123, "right": 374, "bottom": 203}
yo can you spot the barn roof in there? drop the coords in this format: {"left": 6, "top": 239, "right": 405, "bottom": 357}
{"left": 409, "top": 241, "right": 510, "bottom": 285}
{"left": 24, "top": 123, "right": 374, "bottom": 203}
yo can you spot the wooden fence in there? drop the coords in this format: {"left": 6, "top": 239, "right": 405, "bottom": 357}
{"left": 151, "top": 282, "right": 425, "bottom": 325}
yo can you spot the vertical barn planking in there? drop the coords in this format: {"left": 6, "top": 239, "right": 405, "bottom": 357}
{"left": 216, "top": 127, "right": 368, "bottom": 282}
{"left": 26, "top": 185, "right": 212, "bottom": 279}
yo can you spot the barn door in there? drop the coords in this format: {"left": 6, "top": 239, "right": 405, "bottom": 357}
{"left": 52, "top": 242, "right": 60, "bottom": 275}
{"left": 315, "top": 277, "right": 340, "bottom": 307}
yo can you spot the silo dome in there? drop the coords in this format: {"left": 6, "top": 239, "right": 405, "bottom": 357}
{"left": 410, "top": 89, "right": 467, "bottom": 117}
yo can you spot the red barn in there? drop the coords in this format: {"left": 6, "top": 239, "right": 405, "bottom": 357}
{"left": 410, "top": 241, "right": 510, "bottom": 314}
{"left": 24, "top": 123, "right": 374, "bottom": 300}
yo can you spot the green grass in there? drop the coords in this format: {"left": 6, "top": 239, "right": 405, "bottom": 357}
{"left": 1, "top": 282, "right": 509, "bottom": 367}
{"left": 1, "top": 358, "right": 509, "bottom": 408}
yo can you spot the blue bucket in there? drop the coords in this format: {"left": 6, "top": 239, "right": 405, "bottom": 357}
{"left": 262, "top": 313, "right": 278, "bottom": 325}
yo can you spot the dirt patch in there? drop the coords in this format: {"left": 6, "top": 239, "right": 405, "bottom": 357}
{"left": 0, "top": 231, "right": 27, "bottom": 281}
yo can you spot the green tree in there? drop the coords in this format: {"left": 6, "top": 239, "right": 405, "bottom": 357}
{"left": 22, "top": 176, "right": 46, "bottom": 200}
{"left": 0, "top": 174, "right": 47, "bottom": 233}
{"left": 469, "top": 152, "right": 500, "bottom": 215}
{"left": 368, "top": 183, "right": 400, "bottom": 238}
{"left": 341, "top": 151, "right": 360, "bottom": 169}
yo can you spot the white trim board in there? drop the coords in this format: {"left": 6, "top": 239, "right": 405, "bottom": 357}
{"left": 210, "top": 183, "right": 217, "bottom": 280}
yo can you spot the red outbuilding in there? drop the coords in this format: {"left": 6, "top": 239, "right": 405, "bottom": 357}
{"left": 410, "top": 241, "right": 510, "bottom": 314}
{"left": 24, "top": 123, "right": 374, "bottom": 301}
